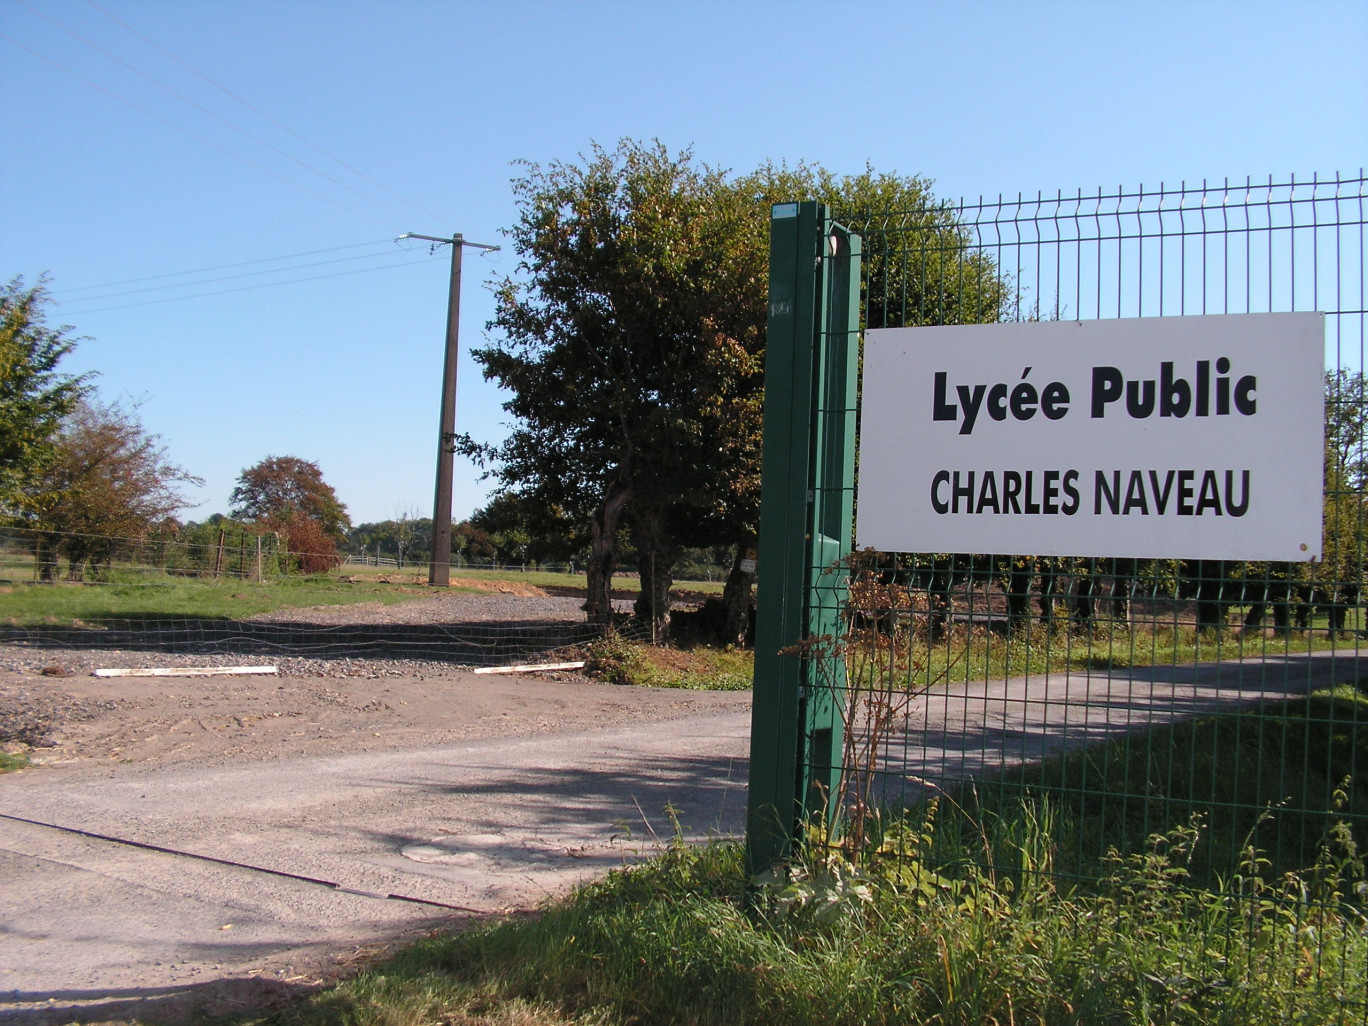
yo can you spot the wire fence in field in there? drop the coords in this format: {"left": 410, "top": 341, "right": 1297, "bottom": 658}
{"left": 822, "top": 174, "right": 1368, "bottom": 851}
{"left": 0, "top": 525, "right": 658, "bottom": 668}
{"left": 0, "top": 616, "right": 642, "bottom": 669}
{"left": 0, "top": 524, "right": 286, "bottom": 582}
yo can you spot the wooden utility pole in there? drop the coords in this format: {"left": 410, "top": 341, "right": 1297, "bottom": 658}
{"left": 400, "top": 231, "right": 499, "bottom": 587}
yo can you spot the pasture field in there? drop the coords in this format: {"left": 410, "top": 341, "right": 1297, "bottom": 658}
{"left": 0, "top": 574, "right": 450, "bottom": 623}
{"left": 0, "top": 566, "right": 724, "bottom": 626}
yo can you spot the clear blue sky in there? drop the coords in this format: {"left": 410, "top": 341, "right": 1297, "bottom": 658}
{"left": 3, "top": 0, "right": 1365, "bottom": 526}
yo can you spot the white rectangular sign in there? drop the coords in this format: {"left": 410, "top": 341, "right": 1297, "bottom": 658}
{"left": 857, "top": 313, "right": 1325, "bottom": 560}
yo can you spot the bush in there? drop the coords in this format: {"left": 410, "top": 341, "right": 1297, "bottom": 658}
{"left": 275, "top": 515, "right": 341, "bottom": 574}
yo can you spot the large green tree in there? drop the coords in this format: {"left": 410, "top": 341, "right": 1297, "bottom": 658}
{"left": 465, "top": 140, "right": 760, "bottom": 632}
{"left": 0, "top": 276, "right": 92, "bottom": 510}
{"left": 466, "top": 141, "right": 1007, "bottom": 641}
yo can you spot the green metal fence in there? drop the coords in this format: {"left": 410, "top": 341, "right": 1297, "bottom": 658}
{"left": 749, "top": 173, "right": 1368, "bottom": 1018}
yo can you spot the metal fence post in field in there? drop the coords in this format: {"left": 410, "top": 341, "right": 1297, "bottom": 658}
{"left": 746, "top": 201, "right": 861, "bottom": 874}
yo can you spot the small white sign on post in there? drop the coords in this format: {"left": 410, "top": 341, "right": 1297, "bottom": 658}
{"left": 857, "top": 313, "right": 1325, "bottom": 561}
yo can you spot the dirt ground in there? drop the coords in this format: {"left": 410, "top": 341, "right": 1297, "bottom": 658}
{"left": 0, "top": 637, "right": 751, "bottom": 1025}
{"left": 0, "top": 583, "right": 744, "bottom": 769}
{"left": 0, "top": 660, "right": 746, "bottom": 770}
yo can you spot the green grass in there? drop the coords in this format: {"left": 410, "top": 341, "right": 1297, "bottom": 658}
{"left": 0, "top": 574, "right": 453, "bottom": 624}
{"left": 242, "top": 822, "right": 1367, "bottom": 1026}
{"left": 925, "top": 684, "right": 1368, "bottom": 890}
{"left": 0, "top": 751, "right": 29, "bottom": 773}
{"left": 350, "top": 564, "right": 726, "bottom": 596}
{"left": 344, "top": 563, "right": 584, "bottom": 590}
{"left": 0, "top": 566, "right": 725, "bottom": 626}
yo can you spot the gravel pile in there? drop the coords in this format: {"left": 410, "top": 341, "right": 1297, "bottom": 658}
{"left": 0, "top": 592, "right": 659, "bottom": 679}
{"left": 0, "top": 648, "right": 480, "bottom": 679}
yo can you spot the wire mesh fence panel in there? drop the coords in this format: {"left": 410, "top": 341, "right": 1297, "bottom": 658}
{"left": 0, "top": 616, "right": 627, "bottom": 669}
{"left": 795, "top": 174, "right": 1368, "bottom": 1017}
{"left": 0, "top": 525, "right": 647, "bottom": 668}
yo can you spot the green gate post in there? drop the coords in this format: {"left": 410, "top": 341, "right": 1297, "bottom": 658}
{"left": 746, "top": 201, "right": 862, "bottom": 875}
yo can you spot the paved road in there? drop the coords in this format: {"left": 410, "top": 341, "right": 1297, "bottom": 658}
{"left": 0, "top": 706, "right": 751, "bottom": 1023}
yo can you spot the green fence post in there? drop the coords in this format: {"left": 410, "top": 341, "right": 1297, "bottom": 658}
{"left": 746, "top": 202, "right": 862, "bottom": 876}
{"left": 803, "top": 221, "right": 861, "bottom": 824}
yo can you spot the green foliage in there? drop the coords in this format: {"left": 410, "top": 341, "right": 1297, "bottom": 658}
{"left": 0, "top": 750, "right": 29, "bottom": 773}
{"left": 251, "top": 813, "right": 1367, "bottom": 1026}
{"left": 583, "top": 632, "right": 752, "bottom": 690}
{"left": 472, "top": 490, "right": 578, "bottom": 565}
{"left": 582, "top": 630, "right": 638, "bottom": 686}
{"left": 450, "top": 517, "right": 496, "bottom": 563}
{"left": 0, "top": 276, "right": 92, "bottom": 510}
{"left": 743, "top": 162, "right": 1010, "bottom": 331}
{"left": 1327, "top": 368, "right": 1368, "bottom": 489}
{"left": 465, "top": 139, "right": 770, "bottom": 628}
{"left": 467, "top": 142, "right": 1008, "bottom": 637}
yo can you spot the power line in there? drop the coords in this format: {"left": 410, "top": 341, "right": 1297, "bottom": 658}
{"left": 59, "top": 246, "right": 425, "bottom": 303}
{"left": 15, "top": 0, "right": 417, "bottom": 223}
{"left": 59, "top": 255, "right": 440, "bottom": 315}
{"left": 0, "top": 33, "right": 388, "bottom": 226}
{"left": 84, "top": 0, "right": 452, "bottom": 225}
{"left": 60, "top": 238, "right": 399, "bottom": 294}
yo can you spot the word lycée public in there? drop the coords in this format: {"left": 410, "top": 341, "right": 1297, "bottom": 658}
{"left": 933, "top": 359, "right": 1258, "bottom": 435}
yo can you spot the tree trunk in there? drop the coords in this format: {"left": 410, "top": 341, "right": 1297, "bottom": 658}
{"left": 35, "top": 537, "right": 57, "bottom": 582}
{"left": 584, "top": 476, "right": 630, "bottom": 625}
{"left": 717, "top": 538, "right": 757, "bottom": 647}
{"left": 631, "top": 505, "right": 679, "bottom": 642}
{"left": 1193, "top": 559, "right": 1227, "bottom": 634}
{"left": 1038, "top": 558, "right": 1063, "bottom": 621}
{"left": 1003, "top": 557, "right": 1034, "bottom": 633}
{"left": 926, "top": 563, "right": 954, "bottom": 641}
{"left": 1110, "top": 559, "right": 1137, "bottom": 623}
{"left": 1071, "top": 572, "right": 1096, "bottom": 626}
